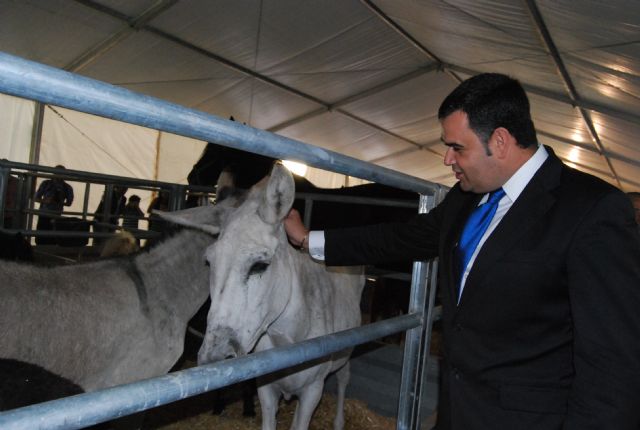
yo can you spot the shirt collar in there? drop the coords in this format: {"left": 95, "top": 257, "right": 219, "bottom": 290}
{"left": 501, "top": 144, "right": 548, "bottom": 203}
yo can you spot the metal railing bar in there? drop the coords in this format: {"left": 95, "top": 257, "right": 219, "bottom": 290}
{"left": 0, "top": 160, "right": 216, "bottom": 194}
{"left": 295, "top": 191, "right": 418, "bottom": 208}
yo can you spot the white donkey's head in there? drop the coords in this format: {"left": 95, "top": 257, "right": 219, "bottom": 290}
{"left": 198, "top": 164, "right": 296, "bottom": 364}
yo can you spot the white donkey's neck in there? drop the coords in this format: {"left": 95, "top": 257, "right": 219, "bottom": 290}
{"left": 263, "top": 237, "right": 324, "bottom": 345}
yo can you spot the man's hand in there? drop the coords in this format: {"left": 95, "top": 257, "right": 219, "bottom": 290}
{"left": 284, "top": 208, "right": 309, "bottom": 248}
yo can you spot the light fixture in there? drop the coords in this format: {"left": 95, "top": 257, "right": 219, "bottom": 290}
{"left": 568, "top": 147, "right": 581, "bottom": 164}
{"left": 282, "top": 160, "right": 308, "bottom": 177}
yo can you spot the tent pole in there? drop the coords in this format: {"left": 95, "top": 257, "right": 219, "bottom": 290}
{"left": 29, "top": 102, "right": 44, "bottom": 165}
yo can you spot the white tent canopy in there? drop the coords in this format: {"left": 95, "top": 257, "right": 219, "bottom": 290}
{"left": 1, "top": 0, "right": 638, "bottom": 193}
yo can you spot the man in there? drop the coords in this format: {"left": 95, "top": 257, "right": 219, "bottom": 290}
{"left": 285, "top": 73, "right": 640, "bottom": 430}
{"left": 34, "top": 165, "right": 74, "bottom": 245}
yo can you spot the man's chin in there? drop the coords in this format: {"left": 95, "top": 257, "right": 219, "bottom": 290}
{"left": 458, "top": 180, "right": 472, "bottom": 192}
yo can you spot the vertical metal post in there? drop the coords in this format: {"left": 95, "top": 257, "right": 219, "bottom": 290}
{"left": 396, "top": 193, "right": 438, "bottom": 429}
{"left": 102, "top": 184, "right": 114, "bottom": 222}
{"left": 25, "top": 174, "right": 35, "bottom": 233}
{"left": 13, "top": 173, "right": 27, "bottom": 229}
{"left": 168, "top": 184, "right": 186, "bottom": 211}
{"left": 303, "top": 198, "right": 313, "bottom": 228}
{"left": 29, "top": 102, "right": 45, "bottom": 165}
{"left": 0, "top": 167, "right": 8, "bottom": 228}
{"left": 82, "top": 183, "right": 91, "bottom": 220}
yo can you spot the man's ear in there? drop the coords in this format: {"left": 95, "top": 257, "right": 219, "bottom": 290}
{"left": 490, "top": 127, "right": 514, "bottom": 159}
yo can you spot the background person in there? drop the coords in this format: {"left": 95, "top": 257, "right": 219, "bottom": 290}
{"left": 122, "top": 194, "right": 144, "bottom": 246}
{"left": 33, "top": 165, "right": 74, "bottom": 245}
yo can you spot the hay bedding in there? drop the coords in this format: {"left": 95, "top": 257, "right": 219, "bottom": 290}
{"left": 142, "top": 387, "right": 396, "bottom": 430}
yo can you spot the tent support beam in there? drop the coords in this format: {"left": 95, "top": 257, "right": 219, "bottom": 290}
{"left": 536, "top": 130, "right": 640, "bottom": 169}
{"left": 267, "top": 66, "right": 438, "bottom": 134}
{"left": 68, "top": 0, "right": 179, "bottom": 72}
{"left": 28, "top": 102, "right": 44, "bottom": 165}
{"left": 267, "top": 66, "right": 440, "bottom": 152}
{"left": 359, "top": 0, "right": 462, "bottom": 84}
{"left": 523, "top": 0, "right": 621, "bottom": 188}
{"left": 445, "top": 64, "right": 640, "bottom": 127}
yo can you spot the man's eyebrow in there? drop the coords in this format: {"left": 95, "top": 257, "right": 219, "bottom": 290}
{"left": 441, "top": 137, "right": 462, "bottom": 148}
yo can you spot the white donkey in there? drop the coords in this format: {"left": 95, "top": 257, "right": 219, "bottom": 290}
{"left": 183, "top": 164, "right": 364, "bottom": 430}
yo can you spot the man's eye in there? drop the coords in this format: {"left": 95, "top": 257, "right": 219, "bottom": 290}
{"left": 248, "top": 261, "right": 270, "bottom": 277}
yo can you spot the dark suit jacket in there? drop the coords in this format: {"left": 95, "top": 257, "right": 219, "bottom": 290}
{"left": 325, "top": 149, "right": 640, "bottom": 430}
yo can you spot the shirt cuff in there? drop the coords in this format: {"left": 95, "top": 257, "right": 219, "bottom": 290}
{"left": 308, "top": 230, "right": 325, "bottom": 261}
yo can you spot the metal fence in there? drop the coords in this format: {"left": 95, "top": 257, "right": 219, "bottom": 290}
{"left": 0, "top": 159, "right": 216, "bottom": 245}
{"left": 0, "top": 51, "right": 446, "bottom": 430}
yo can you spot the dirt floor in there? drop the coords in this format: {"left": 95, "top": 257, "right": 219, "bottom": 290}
{"left": 138, "top": 355, "right": 396, "bottom": 430}
{"left": 142, "top": 388, "right": 396, "bottom": 430}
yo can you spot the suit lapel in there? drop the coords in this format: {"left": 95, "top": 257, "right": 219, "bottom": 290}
{"left": 444, "top": 192, "right": 483, "bottom": 310}
{"left": 457, "top": 149, "right": 563, "bottom": 306}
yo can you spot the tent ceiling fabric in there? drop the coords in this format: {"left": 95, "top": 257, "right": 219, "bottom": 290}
{"left": 1, "top": 0, "right": 638, "bottom": 191}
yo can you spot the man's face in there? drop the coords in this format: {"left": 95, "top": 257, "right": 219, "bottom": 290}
{"left": 441, "top": 110, "right": 500, "bottom": 193}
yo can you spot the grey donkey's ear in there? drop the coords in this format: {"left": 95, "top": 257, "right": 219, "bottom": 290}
{"left": 258, "top": 163, "right": 295, "bottom": 225}
{"left": 153, "top": 205, "right": 223, "bottom": 235}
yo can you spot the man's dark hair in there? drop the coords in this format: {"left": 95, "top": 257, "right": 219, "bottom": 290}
{"left": 438, "top": 73, "right": 538, "bottom": 149}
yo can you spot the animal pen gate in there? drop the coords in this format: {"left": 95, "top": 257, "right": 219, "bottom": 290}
{"left": 0, "top": 52, "right": 447, "bottom": 430}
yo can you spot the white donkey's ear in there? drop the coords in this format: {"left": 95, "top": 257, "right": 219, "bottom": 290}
{"left": 258, "top": 163, "right": 295, "bottom": 225}
{"left": 154, "top": 206, "right": 221, "bottom": 235}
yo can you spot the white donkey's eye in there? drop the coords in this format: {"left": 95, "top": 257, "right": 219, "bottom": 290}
{"left": 248, "top": 261, "right": 270, "bottom": 277}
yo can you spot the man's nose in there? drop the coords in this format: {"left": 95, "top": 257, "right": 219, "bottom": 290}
{"left": 443, "top": 147, "right": 455, "bottom": 166}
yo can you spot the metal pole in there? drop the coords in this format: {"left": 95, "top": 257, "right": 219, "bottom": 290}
{"left": 303, "top": 198, "right": 313, "bottom": 228}
{"left": 396, "top": 193, "right": 439, "bottom": 429}
{"left": 0, "top": 314, "right": 421, "bottom": 430}
{"left": 29, "top": 102, "right": 44, "bottom": 165}
{"left": 82, "top": 183, "right": 90, "bottom": 221}
{"left": 0, "top": 167, "right": 8, "bottom": 228}
{"left": 14, "top": 173, "right": 27, "bottom": 229}
{"left": 0, "top": 52, "right": 440, "bottom": 196}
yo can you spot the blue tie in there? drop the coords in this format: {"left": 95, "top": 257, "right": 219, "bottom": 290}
{"left": 456, "top": 188, "right": 506, "bottom": 301}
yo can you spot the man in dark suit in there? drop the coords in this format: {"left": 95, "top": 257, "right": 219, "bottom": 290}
{"left": 285, "top": 73, "right": 640, "bottom": 430}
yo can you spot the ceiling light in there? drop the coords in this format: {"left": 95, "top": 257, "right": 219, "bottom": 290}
{"left": 568, "top": 147, "right": 581, "bottom": 164}
{"left": 282, "top": 160, "right": 308, "bottom": 177}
